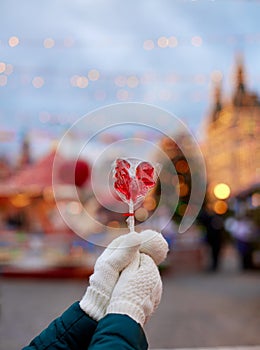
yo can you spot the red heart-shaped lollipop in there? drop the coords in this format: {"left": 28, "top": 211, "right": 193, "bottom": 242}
{"left": 113, "top": 159, "right": 156, "bottom": 205}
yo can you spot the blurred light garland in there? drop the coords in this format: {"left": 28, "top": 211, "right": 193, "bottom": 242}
{"left": 1, "top": 32, "right": 260, "bottom": 49}
{"left": 1, "top": 67, "right": 260, "bottom": 90}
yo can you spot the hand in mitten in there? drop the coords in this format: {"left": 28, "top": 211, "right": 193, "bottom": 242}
{"left": 80, "top": 232, "right": 141, "bottom": 321}
{"left": 139, "top": 229, "right": 169, "bottom": 265}
{"left": 106, "top": 252, "right": 162, "bottom": 327}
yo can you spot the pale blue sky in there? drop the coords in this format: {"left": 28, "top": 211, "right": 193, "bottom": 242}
{"left": 1, "top": 0, "right": 260, "bottom": 158}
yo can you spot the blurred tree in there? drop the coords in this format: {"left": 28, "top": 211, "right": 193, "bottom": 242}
{"left": 154, "top": 134, "right": 192, "bottom": 224}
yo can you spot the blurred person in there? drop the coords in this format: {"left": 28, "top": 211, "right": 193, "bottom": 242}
{"left": 22, "top": 230, "right": 169, "bottom": 350}
{"left": 197, "top": 207, "right": 224, "bottom": 272}
{"left": 228, "top": 215, "right": 258, "bottom": 270}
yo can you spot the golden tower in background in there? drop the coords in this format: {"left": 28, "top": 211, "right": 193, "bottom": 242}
{"left": 203, "top": 57, "right": 259, "bottom": 213}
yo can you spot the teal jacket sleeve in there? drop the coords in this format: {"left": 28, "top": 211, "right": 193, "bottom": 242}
{"left": 88, "top": 314, "right": 148, "bottom": 350}
{"left": 22, "top": 302, "right": 97, "bottom": 350}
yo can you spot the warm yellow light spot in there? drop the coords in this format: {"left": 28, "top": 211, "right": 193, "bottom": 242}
{"left": 127, "top": 75, "right": 139, "bottom": 88}
{"left": 9, "top": 36, "right": 19, "bottom": 47}
{"left": 43, "top": 38, "right": 55, "bottom": 48}
{"left": 157, "top": 36, "right": 168, "bottom": 48}
{"left": 168, "top": 36, "right": 178, "bottom": 47}
{"left": 32, "top": 76, "right": 44, "bottom": 88}
{"left": 88, "top": 69, "right": 100, "bottom": 81}
{"left": 135, "top": 208, "right": 149, "bottom": 222}
{"left": 213, "top": 200, "right": 228, "bottom": 215}
{"left": 0, "top": 75, "right": 8, "bottom": 86}
{"left": 191, "top": 36, "right": 202, "bottom": 47}
{"left": 143, "top": 39, "right": 155, "bottom": 50}
{"left": 0, "top": 62, "right": 6, "bottom": 73}
{"left": 213, "top": 183, "right": 230, "bottom": 200}
{"left": 116, "top": 89, "right": 129, "bottom": 101}
{"left": 10, "top": 194, "right": 31, "bottom": 208}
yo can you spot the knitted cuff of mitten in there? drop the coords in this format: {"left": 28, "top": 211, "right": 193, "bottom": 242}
{"left": 107, "top": 300, "right": 145, "bottom": 327}
{"left": 79, "top": 286, "right": 110, "bottom": 321}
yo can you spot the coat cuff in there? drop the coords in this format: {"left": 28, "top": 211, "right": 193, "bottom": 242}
{"left": 88, "top": 313, "right": 148, "bottom": 350}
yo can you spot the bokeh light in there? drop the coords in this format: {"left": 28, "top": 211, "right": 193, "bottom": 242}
{"left": 32, "top": 76, "right": 45, "bottom": 88}
{"left": 0, "top": 62, "right": 6, "bottom": 73}
{"left": 88, "top": 69, "right": 100, "bottom": 81}
{"left": 8, "top": 36, "right": 19, "bottom": 47}
{"left": 10, "top": 194, "right": 31, "bottom": 208}
{"left": 168, "top": 36, "right": 178, "bottom": 47}
{"left": 213, "top": 200, "right": 228, "bottom": 214}
{"left": 116, "top": 89, "right": 129, "bottom": 101}
{"left": 43, "top": 38, "right": 55, "bottom": 48}
{"left": 0, "top": 75, "right": 8, "bottom": 86}
{"left": 127, "top": 75, "right": 139, "bottom": 88}
{"left": 143, "top": 196, "right": 157, "bottom": 211}
{"left": 213, "top": 183, "right": 231, "bottom": 200}
{"left": 178, "top": 183, "right": 189, "bottom": 197}
{"left": 114, "top": 75, "right": 127, "bottom": 87}
{"left": 157, "top": 36, "right": 168, "bottom": 48}
{"left": 175, "top": 159, "right": 189, "bottom": 173}
{"left": 135, "top": 207, "right": 149, "bottom": 221}
{"left": 143, "top": 39, "right": 155, "bottom": 50}
{"left": 70, "top": 75, "right": 89, "bottom": 88}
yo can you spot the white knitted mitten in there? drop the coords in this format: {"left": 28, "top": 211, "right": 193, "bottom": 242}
{"left": 80, "top": 232, "right": 141, "bottom": 321}
{"left": 107, "top": 252, "right": 162, "bottom": 327}
{"left": 139, "top": 230, "right": 169, "bottom": 265}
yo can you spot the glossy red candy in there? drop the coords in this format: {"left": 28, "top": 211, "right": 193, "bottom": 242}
{"left": 113, "top": 158, "right": 156, "bottom": 205}
{"left": 114, "top": 159, "right": 132, "bottom": 201}
{"left": 136, "top": 161, "right": 156, "bottom": 188}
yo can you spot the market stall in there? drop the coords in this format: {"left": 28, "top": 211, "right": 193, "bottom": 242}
{"left": 0, "top": 149, "right": 97, "bottom": 278}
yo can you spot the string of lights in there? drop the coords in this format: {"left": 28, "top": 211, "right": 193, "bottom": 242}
{"left": 1, "top": 33, "right": 260, "bottom": 50}
{"left": 1, "top": 60, "right": 260, "bottom": 89}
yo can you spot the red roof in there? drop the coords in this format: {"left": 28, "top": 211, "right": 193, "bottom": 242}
{"left": 0, "top": 150, "right": 64, "bottom": 195}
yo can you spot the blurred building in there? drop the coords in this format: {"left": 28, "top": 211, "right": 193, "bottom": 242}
{"left": 203, "top": 57, "right": 260, "bottom": 215}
